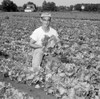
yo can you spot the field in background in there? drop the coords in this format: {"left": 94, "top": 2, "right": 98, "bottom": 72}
{"left": 0, "top": 11, "right": 100, "bottom": 20}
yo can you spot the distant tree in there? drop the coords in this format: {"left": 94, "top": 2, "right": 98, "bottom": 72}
{"left": 85, "top": 4, "right": 98, "bottom": 11}
{"left": 23, "top": 4, "right": 27, "bottom": 10}
{"left": 42, "top": 0, "right": 47, "bottom": 11}
{"left": 17, "top": 6, "right": 24, "bottom": 12}
{"left": 42, "top": 0, "right": 57, "bottom": 11}
{"left": 57, "top": 6, "right": 67, "bottom": 11}
{"left": 10, "top": 1, "right": 18, "bottom": 11}
{"left": 0, "top": 5, "right": 3, "bottom": 10}
{"left": 37, "top": 6, "right": 42, "bottom": 11}
{"left": 69, "top": 5, "right": 74, "bottom": 11}
{"left": 97, "top": 4, "right": 100, "bottom": 12}
{"left": 49, "top": 2, "right": 57, "bottom": 11}
{"left": 27, "top": 1, "right": 34, "bottom": 5}
{"left": 1, "top": 0, "right": 18, "bottom": 12}
{"left": 74, "top": 3, "right": 100, "bottom": 12}
{"left": 74, "top": 4, "right": 82, "bottom": 11}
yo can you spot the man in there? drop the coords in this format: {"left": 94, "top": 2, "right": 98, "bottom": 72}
{"left": 29, "top": 12, "right": 59, "bottom": 73}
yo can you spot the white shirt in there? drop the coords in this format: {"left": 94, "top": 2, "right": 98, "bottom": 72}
{"left": 30, "top": 26, "right": 58, "bottom": 46}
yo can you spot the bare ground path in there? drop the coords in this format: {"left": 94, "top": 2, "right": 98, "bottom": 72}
{"left": 0, "top": 72, "right": 57, "bottom": 99}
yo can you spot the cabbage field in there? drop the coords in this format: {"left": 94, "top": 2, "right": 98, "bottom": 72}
{"left": 0, "top": 12, "right": 100, "bottom": 99}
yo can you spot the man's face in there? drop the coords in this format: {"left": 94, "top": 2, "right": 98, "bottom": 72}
{"left": 40, "top": 16, "right": 51, "bottom": 27}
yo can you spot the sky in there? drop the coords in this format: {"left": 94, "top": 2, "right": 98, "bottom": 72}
{"left": 0, "top": 0, "right": 100, "bottom": 6}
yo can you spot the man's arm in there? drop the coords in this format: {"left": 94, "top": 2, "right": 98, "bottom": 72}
{"left": 30, "top": 38, "right": 42, "bottom": 49}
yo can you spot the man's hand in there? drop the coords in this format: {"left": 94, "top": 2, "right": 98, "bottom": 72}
{"left": 46, "top": 35, "right": 57, "bottom": 48}
{"left": 49, "top": 35, "right": 57, "bottom": 42}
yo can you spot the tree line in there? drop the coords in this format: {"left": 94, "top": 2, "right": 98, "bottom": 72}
{"left": 0, "top": 0, "right": 100, "bottom": 12}
{"left": 74, "top": 4, "right": 100, "bottom": 12}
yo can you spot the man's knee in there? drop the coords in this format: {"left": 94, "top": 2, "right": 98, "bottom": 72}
{"left": 32, "top": 48, "right": 44, "bottom": 67}
{"left": 34, "top": 48, "right": 43, "bottom": 55}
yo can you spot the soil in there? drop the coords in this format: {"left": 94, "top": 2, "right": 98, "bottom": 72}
{"left": 0, "top": 72, "right": 57, "bottom": 99}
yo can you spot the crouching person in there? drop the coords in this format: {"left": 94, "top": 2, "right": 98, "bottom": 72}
{"left": 29, "top": 12, "right": 59, "bottom": 73}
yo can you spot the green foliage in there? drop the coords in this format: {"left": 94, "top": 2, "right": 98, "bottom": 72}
{"left": 1, "top": 0, "right": 18, "bottom": 12}
{"left": 74, "top": 4, "right": 82, "bottom": 11}
{"left": 56, "top": 6, "right": 67, "bottom": 12}
{"left": 0, "top": 5, "right": 3, "bottom": 10}
{"left": 42, "top": 0, "right": 57, "bottom": 11}
{"left": 27, "top": 1, "right": 37, "bottom": 10}
{"left": 84, "top": 4, "right": 98, "bottom": 11}
{"left": 17, "top": 6, "right": 24, "bottom": 12}
{"left": 74, "top": 3, "right": 100, "bottom": 12}
{"left": 23, "top": 4, "right": 27, "bottom": 10}
{"left": 68, "top": 5, "right": 74, "bottom": 11}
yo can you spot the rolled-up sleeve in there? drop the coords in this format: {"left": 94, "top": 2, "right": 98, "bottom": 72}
{"left": 30, "top": 31, "right": 38, "bottom": 41}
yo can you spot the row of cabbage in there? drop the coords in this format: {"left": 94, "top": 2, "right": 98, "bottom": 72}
{"left": 0, "top": 15, "right": 100, "bottom": 99}
{"left": 0, "top": 81, "right": 34, "bottom": 99}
